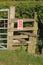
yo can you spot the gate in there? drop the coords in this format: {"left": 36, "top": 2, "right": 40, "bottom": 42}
{"left": 0, "top": 6, "right": 38, "bottom": 54}
{"left": 0, "top": 9, "right": 9, "bottom": 50}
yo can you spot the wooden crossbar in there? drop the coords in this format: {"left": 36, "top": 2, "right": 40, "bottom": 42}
{"left": 19, "top": 32, "right": 38, "bottom": 37}
{"left": 14, "top": 27, "right": 34, "bottom": 31}
{"left": 13, "top": 35, "right": 28, "bottom": 39}
{"left": 14, "top": 39, "right": 31, "bottom": 44}
{"left": 10, "top": 18, "right": 35, "bottom": 22}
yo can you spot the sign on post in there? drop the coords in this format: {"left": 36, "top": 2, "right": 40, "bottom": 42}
{"left": 17, "top": 19, "right": 23, "bottom": 30}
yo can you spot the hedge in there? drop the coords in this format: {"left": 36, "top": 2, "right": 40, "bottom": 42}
{"left": 0, "top": 1, "right": 43, "bottom": 23}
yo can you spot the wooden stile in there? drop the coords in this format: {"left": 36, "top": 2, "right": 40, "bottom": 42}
{"left": 7, "top": 6, "right": 38, "bottom": 54}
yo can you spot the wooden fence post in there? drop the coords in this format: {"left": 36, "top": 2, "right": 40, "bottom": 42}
{"left": 7, "top": 6, "right": 15, "bottom": 50}
{"left": 28, "top": 36, "right": 33, "bottom": 53}
{"left": 32, "top": 12, "right": 38, "bottom": 54}
{"left": 28, "top": 12, "right": 38, "bottom": 54}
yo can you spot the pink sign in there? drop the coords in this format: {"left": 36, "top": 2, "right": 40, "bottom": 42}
{"left": 17, "top": 19, "right": 23, "bottom": 30}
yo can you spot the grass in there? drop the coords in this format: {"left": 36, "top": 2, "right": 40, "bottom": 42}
{"left": 0, "top": 49, "right": 43, "bottom": 65}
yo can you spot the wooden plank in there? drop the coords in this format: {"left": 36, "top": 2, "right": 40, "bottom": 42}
{"left": 19, "top": 32, "right": 38, "bottom": 37}
{"left": 7, "top": 6, "right": 15, "bottom": 50}
{"left": 13, "top": 39, "right": 31, "bottom": 44}
{"left": 12, "top": 43, "right": 28, "bottom": 46}
{"left": 14, "top": 27, "right": 34, "bottom": 31}
{"left": 11, "top": 18, "right": 35, "bottom": 22}
{"left": 23, "top": 19, "right": 35, "bottom": 22}
{"left": 12, "top": 39, "right": 31, "bottom": 46}
{"left": 13, "top": 35, "right": 28, "bottom": 39}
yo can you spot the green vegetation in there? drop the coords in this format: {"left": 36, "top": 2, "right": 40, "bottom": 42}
{"left": 0, "top": 1, "right": 43, "bottom": 24}
{"left": 0, "top": 50, "right": 43, "bottom": 65}
{"left": 0, "top": 1, "right": 43, "bottom": 22}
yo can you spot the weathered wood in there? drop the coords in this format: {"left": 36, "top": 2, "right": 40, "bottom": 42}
{"left": 13, "top": 35, "right": 28, "bottom": 39}
{"left": 13, "top": 39, "right": 31, "bottom": 44}
{"left": 13, "top": 40, "right": 27, "bottom": 46}
{"left": 28, "top": 12, "right": 38, "bottom": 54}
{"left": 7, "top": 6, "right": 38, "bottom": 53}
{"left": 9, "top": 18, "right": 35, "bottom": 23}
{"left": 12, "top": 43, "right": 27, "bottom": 46}
{"left": 32, "top": 12, "right": 38, "bottom": 53}
{"left": 19, "top": 32, "right": 38, "bottom": 37}
{"left": 28, "top": 36, "right": 33, "bottom": 53}
{"left": 7, "top": 6, "right": 15, "bottom": 50}
{"left": 10, "top": 6, "right": 15, "bottom": 19}
{"left": 14, "top": 27, "right": 34, "bottom": 31}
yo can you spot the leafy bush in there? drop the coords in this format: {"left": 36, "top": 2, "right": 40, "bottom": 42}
{"left": 0, "top": 1, "right": 43, "bottom": 23}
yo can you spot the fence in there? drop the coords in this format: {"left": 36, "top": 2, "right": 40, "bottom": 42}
{"left": 7, "top": 6, "right": 38, "bottom": 54}
{"left": 0, "top": 6, "right": 38, "bottom": 54}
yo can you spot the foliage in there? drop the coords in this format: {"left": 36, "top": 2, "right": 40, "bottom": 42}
{"left": 0, "top": 1, "right": 43, "bottom": 23}
{"left": 15, "top": 3, "right": 34, "bottom": 18}
{"left": 36, "top": 40, "right": 42, "bottom": 54}
{"left": 0, "top": 1, "right": 43, "bottom": 22}
{"left": 37, "top": 6, "right": 43, "bottom": 23}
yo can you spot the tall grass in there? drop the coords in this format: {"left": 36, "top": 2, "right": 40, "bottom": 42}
{"left": 0, "top": 49, "right": 43, "bottom": 65}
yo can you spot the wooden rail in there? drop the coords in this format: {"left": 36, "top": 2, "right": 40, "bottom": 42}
{"left": 9, "top": 18, "right": 35, "bottom": 23}
{"left": 13, "top": 39, "right": 31, "bottom": 45}
{"left": 14, "top": 27, "right": 34, "bottom": 31}
{"left": 19, "top": 32, "right": 38, "bottom": 37}
{"left": 13, "top": 35, "right": 28, "bottom": 39}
